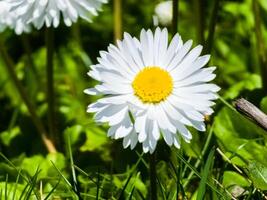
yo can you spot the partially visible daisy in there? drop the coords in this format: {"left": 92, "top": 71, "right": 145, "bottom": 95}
{"left": 85, "top": 28, "right": 219, "bottom": 153}
{"left": 154, "top": 1, "right": 172, "bottom": 26}
{"left": 7, "top": 0, "right": 107, "bottom": 31}
{"left": 0, "top": 1, "right": 10, "bottom": 32}
{"left": 0, "top": 1, "right": 30, "bottom": 34}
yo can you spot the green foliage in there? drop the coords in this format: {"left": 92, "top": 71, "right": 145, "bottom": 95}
{"left": 1, "top": 0, "right": 267, "bottom": 199}
{"left": 214, "top": 106, "right": 267, "bottom": 166}
{"left": 247, "top": 161, "right": 267, "bottom": 190}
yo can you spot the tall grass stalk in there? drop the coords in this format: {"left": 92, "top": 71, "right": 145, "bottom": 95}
{"left": 21, "top": 34, "right": 38, "bottom": 77}
{"left": 204, "top": 0, "right": 220, "bottom": 54}
{"left": 194, "top": 0, "right": 205, "bottom": 44}
{"left": 45, "top": 27, "right": 57, "bottom": 141}
{"left": 0, "top": 38, "right": 57, "bottom": 153}
{"left": 252, "top": 0, "right": 267, "bottom": 92}
{"left": 114, "top": 0, "right": 122, "bottom": 41}
{"left": 172, "top": 0, "right": 179, "bottom": 35}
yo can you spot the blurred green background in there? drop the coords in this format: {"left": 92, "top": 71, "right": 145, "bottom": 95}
{"left": 0, "top": 0, "right": 267, "bottom": 199}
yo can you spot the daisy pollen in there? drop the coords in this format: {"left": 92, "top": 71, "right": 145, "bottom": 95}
{"left": 132, "top": 67, "right": 173, "bottom": 103}
{"left": 85, "top": 28, "right": 220, "bottom": 154}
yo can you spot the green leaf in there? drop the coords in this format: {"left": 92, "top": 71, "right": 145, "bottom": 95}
{"left": 260, "top": 96, "right": 267, "bottom": 114}
{"left": 0, "top": 182, "right": 25, "bottom": 200}
{"left": 222, "top": 171, "right": 250, "bottom": 188}
{"left": 223, "top": 74, "right": 261, "bottom": 100}
{"left": 247, "top": 161, "right": 267, "bottom": 190}
{"left": 259, "top": 0, "right": 267, "bottom": 11}
{"left": 80, "top": 127, "right": 108, "bottom": 152}
{"left": 214, "top": 106, "right": 267, "bottom": 167}
{"left": 181, "top": 129, "right": 202, "bottom": 158}
{"left": 0, "top": 126, "right": 21, "bottom": 146}
{"left": 20, "top": 153, "right": 66, "bottom": 178}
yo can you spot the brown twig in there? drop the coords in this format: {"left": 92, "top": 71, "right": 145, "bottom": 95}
{"left": 234, "top": 98, "right": 267, "bottom": 132}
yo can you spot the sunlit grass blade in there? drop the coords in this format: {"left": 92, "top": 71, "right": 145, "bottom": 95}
{"left": 176, "top": 152, "right": 228, "bottom": 199}
{"left": 66, "top": 133, "right": 80, "bottom": 197}
{"left": 135, "top": 152, "right": 148, "bottom": 169}
{"left": 12, "top": 169, "right": 21, "bottom": 200}
{"left": 50, "top": 162, "right": 73, "bottom": 188}
{"left": 74, "top": 165, "right": 104, "bottom": 189}
{"left": 118, "top": 172, "right": 133, "bottom": 200}
{"left": 128, "top": 186, "right": 135, "bottom": 200}
{"left": 43, "top": 178, "right": 61, "bottom": 200}
{"left": 218, "top": 95, "right": 236, "bottom": 112}
{"left": 196, "top": 147, "right": 215, "bottom": 200}
{"left": 5, "top": 174, "right": 8, "bottom": 200}
{"left": 136, "top": 189, "right": 146, "bottom": 200}
{"left": 23, "top": 168, "right": 41, "bottom": 200}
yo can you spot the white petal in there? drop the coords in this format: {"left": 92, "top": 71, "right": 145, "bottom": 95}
{"left": 162, "top": 129, "right": 173, "bottom": 146}
{"left": 166, "top": 40, "right": 193, "bottom": 71}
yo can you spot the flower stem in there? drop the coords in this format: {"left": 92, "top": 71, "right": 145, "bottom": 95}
{"left": 114, "top": 0, "right": 122, "bottom": 41}
{"left": 0, "top": 37, "right": 57, "bottom": 153}
{"left": 194, "top": 0, "right": 205, "bottom": 44}
{"left": 45, "top": 27, "right": 56, "bottom": 140}
{"left": 21, "top": 34, "right": 38, "bottom": 75}
{"left": 172, "top": 0, "right": 179, "bottom": 35}
{"left": 149, "top": 152, "right": 157, "bottom": 200}
{"left": 252, "top": 0, "right": 267, "bottom": 92}
{"left": 204, "top": 0, "right": 220, "bottom": 54}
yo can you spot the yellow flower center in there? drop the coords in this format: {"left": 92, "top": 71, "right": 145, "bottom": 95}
{"left": 132, "top": 67, "right": 173, "bottom": 103}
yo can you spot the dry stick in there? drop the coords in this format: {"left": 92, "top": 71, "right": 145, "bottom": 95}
{"left": 234, "top": 98, "right": 267, "bottom": 132}
{"left": 172, "top": 0, "right": 179, "bottom": 35}
{"left": 0, "top": 39, "right": 57, "bottom": 153}
{"left": 252, "top": 0, "right": 267, "bottom": 92}
{"left": 114, "top": 0, "right": 122, "bottom": 41}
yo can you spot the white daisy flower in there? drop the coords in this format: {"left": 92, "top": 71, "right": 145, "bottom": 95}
{"left": 85, "top": 28, "right": 220, "bottom": 154}
{"left": 0, "top": 1, "right": 30, "bottom": 34}
{"left": 154, "top": 1, "right": 173, "bottom": 26}
{"left": 7, "top": 0, "right": 107, "bottom": 32}
{"left": 0, "top": 1, "right": 10, "bottom": 32}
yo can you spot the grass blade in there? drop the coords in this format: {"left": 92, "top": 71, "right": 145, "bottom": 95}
{"left": 12, "top": 169, "right": 21, "bottom": 200}
{"left": 118, "top": 172, "right": 133, "bottom": 200}
{"left": 176, "top": 151, "right": 227, "bottom": 199}
{"left": 196, "top": 147, "right": 215, "bottom": 200}
{"left": 43, "top": 178, "right": 61, "bottom": 200}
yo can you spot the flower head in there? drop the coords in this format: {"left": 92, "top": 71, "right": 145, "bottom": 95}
{"left": 6, "top": 0, "right": 107, "bottom": 33}
{"left": 154, "top": 1, "right": 172, "bottom": 26}
{"left": 0, "top": 1, "right": 31, "bottom": 34}
{"left": 85, "top": 28, "right": 219, "bottom": 153}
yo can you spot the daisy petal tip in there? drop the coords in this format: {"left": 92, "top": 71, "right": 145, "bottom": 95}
{"left": 84, "top": 88, "right": 98, "bottom": 95}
